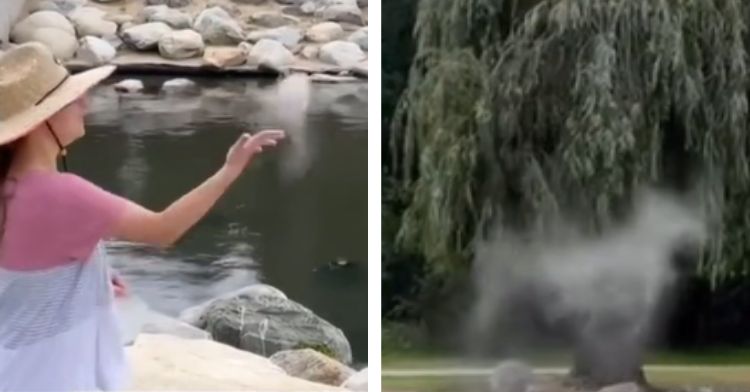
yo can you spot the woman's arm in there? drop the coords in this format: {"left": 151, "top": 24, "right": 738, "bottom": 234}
{"left": 111, "top": 130, "right": 285, "bottom": 248}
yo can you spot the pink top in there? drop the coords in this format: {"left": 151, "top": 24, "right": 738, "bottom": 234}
{"left": 0, "top": 171, "right": 128, "bottom": 270}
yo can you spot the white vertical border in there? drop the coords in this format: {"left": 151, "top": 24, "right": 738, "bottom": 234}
{"left": 367, "top": 0, "right": 382, "bottom": 390}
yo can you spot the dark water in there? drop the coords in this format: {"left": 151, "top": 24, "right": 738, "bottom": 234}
{"left": 72, "top": 75, "right": 368, "bottom": 363}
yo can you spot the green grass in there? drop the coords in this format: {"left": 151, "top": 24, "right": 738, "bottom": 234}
{"left": 382, "top": 367, "right": 750, "bottom": 392}
{"left": 382, "top": 347, "right": 750, "bottom": 368}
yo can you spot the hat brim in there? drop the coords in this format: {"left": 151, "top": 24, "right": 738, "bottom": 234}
{"left": 0, "top": 65, "right": 116, "bottom": 145}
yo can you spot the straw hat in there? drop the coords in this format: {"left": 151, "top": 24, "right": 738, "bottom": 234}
{"left": 0, "top": 42, "right": 115, "bottom": 145}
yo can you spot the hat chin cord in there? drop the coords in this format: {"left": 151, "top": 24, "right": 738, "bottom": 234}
{"left": 45, "top": 121, "right": 68, "bottom": 172}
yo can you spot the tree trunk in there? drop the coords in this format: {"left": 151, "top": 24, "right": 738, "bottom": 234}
{"left": 570, "top": 335, "right": 647, "bottom": 387}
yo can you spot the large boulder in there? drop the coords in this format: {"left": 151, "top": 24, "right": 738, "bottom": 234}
{"left": 10, "top": 11, "right": 78, "bottom": 59}
{"left": 341, "top": 368, "right": 367, "bottom": 391}
{"left": 305, "top": 22, "right": 343, "bottom": 43}
{"left": 127, "top": 334, "right": 351, "bottom": 391}
{"left": 158, "top": 29, "right": 204, "bottom": 59}
{"left": 246, "top": 26, "right": 301, "bottom": 49}
{"left": 193, "top": 6, "right": 244, "bottom": 45}
{"left": 347, "top": 27, "right": 366, "bottom": 51}
{"left": 318, "top": 40, "right": 365, "bottom": 67}
{"left": 75, "top": 35, "right": 116, "bottom": 64}
{"left": 317, "top": 0, "right": 363, "bottom": 26}
{"left": 202, "top": 45, "right": 248, "bottom": 68}
{"left": 122, "top": 22, "right": 172, "bottom": 50}
{"left": 69, "top": 7, "right": 117, "bottom": 37}
{"left": 180, "top": 284, "right": 352, "bottom": 364}
{"left": 248, "top": 38, "right": 294, "bottom": 74}
{"left": 270, "top": 349, "right": 354, "bottom": 386}
{"left": 140, "top": 312, "right": 211, "bottom": 340}
{"left": 142, "top": 5, "right": 192, "bottom": 29}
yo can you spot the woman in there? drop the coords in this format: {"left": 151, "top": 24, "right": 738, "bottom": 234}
{"left": 0, "top": 43, "right": 285, "bottom": 390}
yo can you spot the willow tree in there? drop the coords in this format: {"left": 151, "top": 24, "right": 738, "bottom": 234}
{"left": 392, "top": 0, "right": 750, "bottom": 386}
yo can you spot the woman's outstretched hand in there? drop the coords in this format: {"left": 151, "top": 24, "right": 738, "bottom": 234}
{"left": 225, "top": 130, "right": 286, "bottom": 176}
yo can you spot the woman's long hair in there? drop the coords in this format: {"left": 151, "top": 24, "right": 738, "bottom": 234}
{"left": 0, "top": 143, "right": 15, "bottom": 243}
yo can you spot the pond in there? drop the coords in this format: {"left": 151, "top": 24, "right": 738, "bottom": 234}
{"left": 73, "top": 75, "right": 368, "bottom": 363}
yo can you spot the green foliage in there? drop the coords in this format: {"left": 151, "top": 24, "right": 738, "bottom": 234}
{"left": 392, "top": 0, "right": 750, "bottom": 288}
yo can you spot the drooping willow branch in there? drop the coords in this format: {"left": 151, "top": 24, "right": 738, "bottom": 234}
{"left": 392, "top": 0, "right": 750, "bottom": 286}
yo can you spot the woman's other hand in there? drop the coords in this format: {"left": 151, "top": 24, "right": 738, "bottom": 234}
{"left": 111, "top": 273, "right": 128, "bottom": 298}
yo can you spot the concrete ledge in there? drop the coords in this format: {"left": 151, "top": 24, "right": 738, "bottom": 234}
{"left": 66, "top": 51, "right": 366, "bottom": 81}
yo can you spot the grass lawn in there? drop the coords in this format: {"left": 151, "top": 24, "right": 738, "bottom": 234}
{"left": 382, "top": 366, "right": 750, "bottom": 392}
{"left": 382, "top": 349, "right": 750, "bottom": 392}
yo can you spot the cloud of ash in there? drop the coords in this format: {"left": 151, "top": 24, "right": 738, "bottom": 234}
{"left": 468, "top": 190, "right": 708, "bottom": 360}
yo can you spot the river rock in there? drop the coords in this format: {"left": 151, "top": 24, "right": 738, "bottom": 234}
{"left": 75, "top": 36, "right": 115, "bottom": 64}
{"left": 301, "top": 1, "right": 317, "bottom": 14}
{"left": 105, "top": 13, "right": 134, "bottom": 26}
{"left": 207, "top": 0, "right": 242, "bottom": 16}
{"left": 489, "top": 360, "right": 535, "bottom": 392}
{"left": 158, "top": 29, "right": 204, "bottom": 59}
{"left": 280, "top": 1, "right": 316, "bottom": 16}
{"left": 341, "top": 368, "right": 367, "bottom": 391}
{"left": 300, "top": 44, "right": 318, "bottom": 59}
{"left": 122, "top": 22, "right": 172, "bottom": 50}
{"left": 180, "top": 283, "right": 352, "bottom": 364}
{"left": 306, "top": 22, "right": 343, "bottom": 43}
{"left": 128, "top": 334, "right": 351, "bottom": 391}
{"left": 232, "top": 0, "right": 269, "bottom": 4}
{"left": 246, "top": 26, "right": 301, "bottom": 49}
{"left": 28, "top": 0, "right": 87, "bottom": 15}
{"left": 347, "top": 27, "right": 366, "bottom": 51}
{"left": 143, "top": 5, "right": 192, "bottom": 29}
{"left": 249, "top": 12, "right": 299, "bottom": 28}
{"left": 319, "top": 40, "right": 364, "bottom": 67}
{"left": 598, "top": 383, "right": 644, "bottom": 392}
{"left": 162, "top": 78, "right": 197, "bottom": 93}
{"left": 350, "top": 60, "right": 366, "bottom": 77}
{"left": 69, "top": 5, "right": 105, "bottom": 18}
{"left": 11, "top": 11, "right": 76, "bottom": 39}
{"left": 318, "top": 0, "right": 363, "bottom": 26}
{"left": 10, "top": 11, "right": 78, "bottom": 59}
{"left": 248, "top": 38, "right": 293, "bottom": 74}
{"left": 114, "top": 79, "right": 144, "bottom": 93}
{"left": 146, "top": 0, "right": 191, "bottom": 7}
{"left": 202, "top": 45, "right": 247, "bottom": 67}
{"left": 69, "top": 7, "right": 117, "bottom": 37}
{"left": 194, "top": 7, "right": 244, "bottom": 45}
{"left": 270, "top": 349, "right": 354, "bottom": 386}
